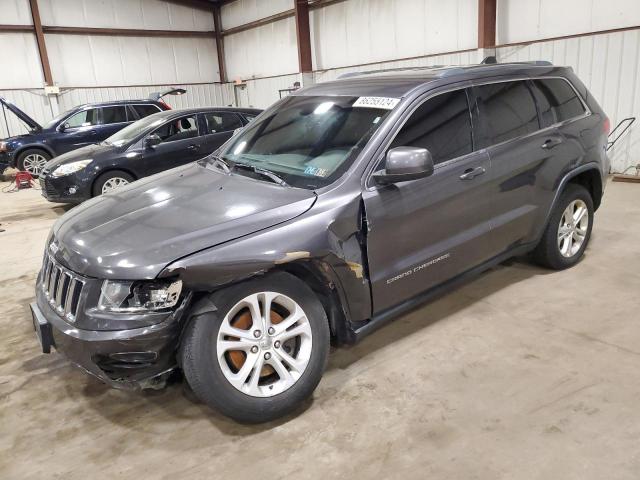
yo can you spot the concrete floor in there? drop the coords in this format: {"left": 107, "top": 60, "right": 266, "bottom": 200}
{"left": 1, "top": 181, "right": 639, "bottom": 479}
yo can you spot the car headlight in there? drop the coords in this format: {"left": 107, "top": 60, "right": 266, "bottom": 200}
{"left": 51, "top": 159, "right": 92, "bottom": 177}
{"left": 98, "top": 279, "right": 182, "bottom": 313}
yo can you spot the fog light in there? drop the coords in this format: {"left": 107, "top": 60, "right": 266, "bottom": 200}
{"left": 68, "top": 186, "right": 78, "bottom": 194}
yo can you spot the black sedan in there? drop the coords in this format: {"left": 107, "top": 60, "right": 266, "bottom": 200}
{"left": 39, "top": 107, "right": 261, "bottom": 203}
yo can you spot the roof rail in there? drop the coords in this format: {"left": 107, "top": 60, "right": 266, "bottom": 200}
{"left": 336, "top": 65, "right": 446, "bottom": 79}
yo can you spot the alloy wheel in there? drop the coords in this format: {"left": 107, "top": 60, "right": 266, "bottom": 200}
{"left": 557, "top": 199, "right": 589, "bottom": 258}
{"left": 217, "top": 291, "right": 313, "bottom": 397}
{"left": 101, "top": 177, "right": 130, "bottom": 194}
{"left": 22, "top": 153, "right": 47, "bottom": 176}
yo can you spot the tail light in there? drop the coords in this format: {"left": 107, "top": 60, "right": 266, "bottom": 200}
{"left": 603, "top": 116, "right": 611, "bottom": 135}
{"left": 159, "top": 100, "right": 171, "bottom": 110}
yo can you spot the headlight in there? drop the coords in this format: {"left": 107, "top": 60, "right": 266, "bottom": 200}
{"left": 98, "top": 279, "right": 182, "bottom": 313}
{"left": 51, "top": 159, "right": 92, "bottom": 177}
{"left": 0, "top": 141, "right": 7, "bottom": 152}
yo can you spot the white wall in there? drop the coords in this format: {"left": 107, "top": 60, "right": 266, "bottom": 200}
{"left": 38, "top": 0, "right": 215, "bottom": 31}
{"left": 497, "top": 0, "right": 640, "bottom": 44}
{"left": 45, "top": 35, "right": 219, "bottom": 87}
{"left": 224, "top": 18, "right": 299, "bottom": 80}
{"left": 222, "top": 0, "right": 292, "bottom": 29}
{"left": 310, "top": 0, "right": 477, "bottom": 70}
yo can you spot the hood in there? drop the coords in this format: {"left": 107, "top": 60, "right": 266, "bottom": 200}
{"left": 44, "top": 143, "right": 115, "bottom": 170}
{"left": 51, "top": 163, "right": 317, "bottom": 279}
{"left": 0, "top": 97, "right": 41, "bottom": 132}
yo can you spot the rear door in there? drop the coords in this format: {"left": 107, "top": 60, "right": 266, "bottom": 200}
{"left": 363, "top": 87, "right": 494, "bottom": 314}
{"left": 198, "top": 111, "right": 244, "bottom": 153}
{"left": 474, "top": 78, "right": 585, "bottom": 252}
{"left": 96, "top": 105, "right": 130, "bottom": 140}
{"left": 136, "top": 114, "right": 203, "bottom": 176}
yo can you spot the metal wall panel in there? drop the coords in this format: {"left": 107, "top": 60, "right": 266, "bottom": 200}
{"left": 496, "top": 29, "right": 640, "bottom": 173}
{"left": 0, "top": 83, "right": 234, "bottom": 140}
{"left": 235, "top": 73, "right": 301, "bottom": 108}
{"left": 497, "top": 0, "right": 640, "bottom": 44}
{"left": 38, "top": 0, "right": 214, "bottom": 31}
{"left": 45, "top": 34, "right": 220, "bottom": 87}
{"left": 0, "top": 33, "right": 44, "bottom": 89}
{"left": 221, "top": 0, "right": 292, "bottom": 30}
{"left": 1, "top": 0, "right": 33, "bottom": 24}
{"left": 310, "top": 0, "right": 477, "bottom": 70}
{"left": 224, "top": 18, "right": 298, "bottom": 80}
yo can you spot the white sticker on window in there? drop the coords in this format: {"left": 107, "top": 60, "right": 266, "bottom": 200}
{"left": 353, "top": 96, "right": 400, "bottom": 110}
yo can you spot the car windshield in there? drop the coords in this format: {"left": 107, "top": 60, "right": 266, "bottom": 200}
{"left": 104, "top": 113, "right": 167, "bottom": 147}
{"left": 217, "top": 95, "right": 393, "bottom": 189}
{"left": 41, "top": 108, "right": 75, "bottom": 130}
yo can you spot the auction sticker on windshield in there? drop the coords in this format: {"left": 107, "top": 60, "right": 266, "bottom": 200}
{"left": 353, "top": 96, "right": 400, "bottom": 110}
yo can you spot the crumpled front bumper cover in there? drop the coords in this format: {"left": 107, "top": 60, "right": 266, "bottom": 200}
{"left": 31, "top": 289, "right": 190, "bottom": 390}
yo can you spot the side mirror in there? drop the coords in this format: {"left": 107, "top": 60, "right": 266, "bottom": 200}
{"left": 232, "top": 127, "right": 244, "bottom": 136}
{"left": 373, "top": 147, "right": 434, "bottom": 184}
{"left": 145, "top": 134, "right": 162, "bottom": 148}
{"left": 59, "top": 123, "right": 70, "bottom": 132}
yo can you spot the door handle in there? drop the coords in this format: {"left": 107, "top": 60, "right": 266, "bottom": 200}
{"left": 459, "top": 166, "right": 486, "bottom": 180}
{"left": 541, "top": 138, "right": 563, "bottom": 149}
{"left": 187, "top": 144, "right": 200, "bottom": 151}
{"left": 89, "top": 130, "right": 97, "bottom": 135}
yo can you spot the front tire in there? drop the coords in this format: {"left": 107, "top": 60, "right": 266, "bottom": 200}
{"left": 533, "top": 183, "right": 594, "bottom": 270}
{"left": 92, "top": 170, "right": 134, "bottom": 197}
{"left": 180, "top": 272, "right": 330, "bottom": 423}
{"left": 17, "top": 149, "right": 51, "bottom": 177}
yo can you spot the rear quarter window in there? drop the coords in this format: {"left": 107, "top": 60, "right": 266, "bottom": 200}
{"left": 531, "top": 78, "right": 586, "bottom": 127}
{"left": 475, "top": 80, "right": 539, "bottom": 147}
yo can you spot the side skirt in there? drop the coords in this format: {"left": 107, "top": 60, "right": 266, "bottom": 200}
{"left": 352, "top": 242, "right": 535, "bottom": 342}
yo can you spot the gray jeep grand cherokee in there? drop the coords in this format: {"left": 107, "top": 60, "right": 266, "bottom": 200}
{"left": 31, "top": 62, "right": 609, "bottom": 423}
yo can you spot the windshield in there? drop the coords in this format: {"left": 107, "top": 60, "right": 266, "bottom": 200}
{"left": 104, "top": 113, "right": 167, "bottom": 147}
{"left": 41, "top": 108, "right": 75, "bottom": 130}
{"left": 217, "top": 95, "right": 392, "bottom": 189}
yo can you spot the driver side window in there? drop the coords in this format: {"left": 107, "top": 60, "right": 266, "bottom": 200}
{"left": 151, "top": 115, "right": 198, "bottom": 143}
{"left": 390, "top": 89, "right": 473, "bottom": 165}
{"left": 64, "top": 108, "right": 99, "bottom": 128}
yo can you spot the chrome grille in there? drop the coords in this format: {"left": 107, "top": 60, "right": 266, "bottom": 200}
{"left": 41, "top": 254, "right": 85, "bottom": 322}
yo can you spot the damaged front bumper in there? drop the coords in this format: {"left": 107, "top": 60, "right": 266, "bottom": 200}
{"left": 31, "top": 288, "right": 190, "bottom": 390}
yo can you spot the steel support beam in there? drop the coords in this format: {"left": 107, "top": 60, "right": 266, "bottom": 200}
{"left": 41, "top": 26, "right": 214, "bottom": 37}
{"left": 478, "top": 0, "right": 497, "bottom": 49}
{"left": 28, "top": 0, "right": 53, "bottom": 85}
{"left": 213, "top": 5, "right": 227, "bottom": 83}
{"left": 294, "top": 0, "right": 313, "bottom": 73}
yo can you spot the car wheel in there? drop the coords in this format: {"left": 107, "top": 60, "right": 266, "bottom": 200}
{"left": 93, "top": 170, "right": 134, "bottom": 196}
{"left": 180, "top": 272, "right": 330, "bottom": 423}
{"left": 533, "top": 183, "right": 594, "bottom": 270}
{"left": 17, "top": 149, "right": 51, "bottom": 177}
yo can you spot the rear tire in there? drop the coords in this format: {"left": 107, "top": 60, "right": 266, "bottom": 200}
{"left": 92, "top": 170, "right": 134, "bottom": 196}
{"left": 180, "top": 272, "right": 330, "bottom": 423}
{"left": 17, "top": 149, "right": 51, "bottom": 177}
{"left": 532, "top": 184, "right": 594, "bottom": 270}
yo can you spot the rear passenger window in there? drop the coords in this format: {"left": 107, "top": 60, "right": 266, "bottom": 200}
{"left": 532, "top": 78, "right": 586, "bottom": 126}
{"left": 476, "top": 81, "right": 539, "bottom": 146}
{"left": 390, "top": 89, "right": 473, "bottom": 164}
{"left": 101, "top": 106, "right": 128, "bottom": 124}
{"left": 132, "top": 104, "right": 161, "bottom": 119}
{"left": 203, "top": 112, "right": 243, "bottom": 134}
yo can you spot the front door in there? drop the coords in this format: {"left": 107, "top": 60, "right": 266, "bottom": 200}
{"left": 51, "top": 107, "right": 101, "bottom": 154}
{"left": 137, "top": 114, "right": 203, "bottom": 176}
{"left": 199, "top": 111, "right": 245, "bottom": 153}
{"left": 363, "top": 88, "right": 495, "bottom": 314}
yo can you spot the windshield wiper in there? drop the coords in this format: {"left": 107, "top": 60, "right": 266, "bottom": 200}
{"left": 201, "top": 155, "right": 231, "bottom": 173}
{"left": 233, "top": 162, "right": 289, "bottom": 187}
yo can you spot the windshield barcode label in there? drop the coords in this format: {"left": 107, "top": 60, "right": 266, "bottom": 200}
{"left": 353, "top": 96, "right": 400, "bottom": 110}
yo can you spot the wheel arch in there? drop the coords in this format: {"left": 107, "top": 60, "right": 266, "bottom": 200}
{"left": 566, "top": 167, "right": 603, "bottom": 211}
{"left": 14, "top": 144, "right": 56, "bottom": 164}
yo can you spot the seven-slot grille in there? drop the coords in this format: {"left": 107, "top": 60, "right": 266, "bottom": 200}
{"left": 41, "top": 254, "right": 84, "bottom": 322}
